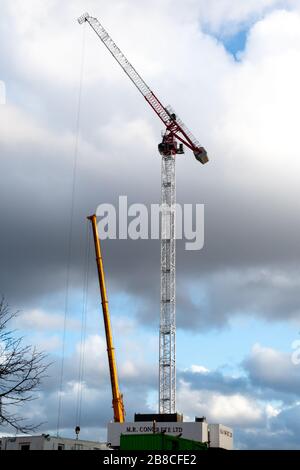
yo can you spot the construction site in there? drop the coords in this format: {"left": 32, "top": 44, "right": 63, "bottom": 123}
{"left": 0, "top": 7, "right": 239, "bottom": 457}
{"left": 2, "top": 0, "right": 300, "bottom": 460}
{"left": 73, "top": 12, "right": 232, "bottom": 451}
{"left": 0, "top": 11, "right": 233, "bottom": 452}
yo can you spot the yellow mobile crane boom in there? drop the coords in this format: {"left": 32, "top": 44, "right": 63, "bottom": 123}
{"left": 88, "top": 214, "right": 125, "bottom": 423}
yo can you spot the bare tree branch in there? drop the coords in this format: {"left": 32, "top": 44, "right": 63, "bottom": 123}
{"left": 0, "top": 297, "right": 50, "bottom": 433}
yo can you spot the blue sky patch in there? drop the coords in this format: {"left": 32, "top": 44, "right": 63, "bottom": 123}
{"left": 218, "top": 28, "right": 248, "bottom": 58}
{"left": 201, "top": 20, "right": 249, "bottom": 58}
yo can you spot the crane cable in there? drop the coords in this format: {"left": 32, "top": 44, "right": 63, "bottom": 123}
{"left": 56, "top": 22, "right": 86, "bottom": 437}
{"left": 75, "top": 221, "right": 90, "bottom": 432}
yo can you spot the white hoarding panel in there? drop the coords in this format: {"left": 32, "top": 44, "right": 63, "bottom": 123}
{"left": 209, "top": 424, "right": 233, "bottom": 450}
{"left": 107, "top": 421, "right": 208, "bottom": 447}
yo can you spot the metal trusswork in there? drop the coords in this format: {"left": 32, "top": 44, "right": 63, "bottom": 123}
{"left": 159, "top": 154, "right": 176, "bottom": 414}
{"left": 78, "top": 13, "right": 209, "bottom": 164}
{"left": 78, "top": 13, "right": 209, "bottom": 416}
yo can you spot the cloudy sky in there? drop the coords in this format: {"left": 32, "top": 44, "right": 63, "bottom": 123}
{"left": 1, "top": 0, "right": 300, "bottom": 449}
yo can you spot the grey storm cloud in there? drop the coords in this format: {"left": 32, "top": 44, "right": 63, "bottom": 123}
{"left": 235, "top": 404, "right": 300, "bottom": 450}
{"left": 177, "top": 345, "right": 300, "bottom": 449}
{"left": 0, "top": 331, "right": 158, "bottom": 437}
{"left": 1, "top": 0, "right": 300, "bottom": 335}
{"left": 179, "top": 369, "right": 250, "bottom": 396}
{"left": 18, "top": 381, "right": 151, "bottom": 442}
{"left": 243, "top": 344, "right": 300, "bottom": 396}
{"left": 179, "top": 343, "right": 300, "bottom": 404}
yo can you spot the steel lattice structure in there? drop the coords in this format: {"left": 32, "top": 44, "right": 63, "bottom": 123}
{"left": 159, "top": 155, "right": 176, "bottom": 413}
{"left": 78, "top": 13, "right": 208, "bottom": 415}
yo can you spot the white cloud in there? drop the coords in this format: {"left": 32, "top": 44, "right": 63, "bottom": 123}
{"left": 265, "top": 403, "right": 280, "bottom": 418}
{"left": 177, "top": 379, "right": 265, "bottom": 427}
{"left": 215, "top": 11, "right": 300, "bottom": 190}
{"left": 245, "top": 8, "right": 300, "bottom": 59}
{"left": 119, "top": 360, "right": 138, "bottom": 378}
{"left": 189, "top": 365, "right": 210, "bottom": 374}
{"left": 196, "top": 0, "right": 295, "bottom": 33}
{"left": 76, "top": 333, "right": 106, "bottom": 357}
{"left": 16, "top": 308, "right": 80, "bottom": 331}
{"left": 70, "top": 330, "right": 156, "bottom": 390}
{"left": 209, "top": 393, "right": 263, "bottom": 425}
{"left": 34, "top": 334, "right": 61, "bottom": 352}
{"left": 245, "top": 343, "right": 300, "bottom": 394}
{"left": 0, "top": 105, "right": 51, "bottom": 144}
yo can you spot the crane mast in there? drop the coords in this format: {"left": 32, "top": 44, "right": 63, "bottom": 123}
{"left": 79, "top": 13, "right": 208, "bottom": 415}
{"left": 160, "top": 154, "right": 176, "bottom": 413}
{"left": 88, "top": 215, "right": 125, "bottom": 423}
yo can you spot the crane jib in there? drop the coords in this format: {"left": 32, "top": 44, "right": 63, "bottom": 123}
{"left": 78, "top": 12, "right": 208, "bottom": 163}
{"left": 144, "top": 93, "right": 205, "bottom": 155}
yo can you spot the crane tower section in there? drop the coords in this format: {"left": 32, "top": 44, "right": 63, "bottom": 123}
{"left": 159, "top": 149, "right": 176, "bottom": 413}
{"left": 158, "top": 132, "right": 182, "bottom": 414}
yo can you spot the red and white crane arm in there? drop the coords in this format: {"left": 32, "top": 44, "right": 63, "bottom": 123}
{"left": 78, "top": 12, "right": 208, "bottom": 164}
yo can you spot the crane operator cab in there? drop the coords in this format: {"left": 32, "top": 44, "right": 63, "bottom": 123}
{"left": 158, "top": 132, "right": 184, "bottom": 157}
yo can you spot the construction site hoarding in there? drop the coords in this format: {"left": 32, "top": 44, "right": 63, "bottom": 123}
{"left": 208, "top": 424, "right": 233, "bottom": 450}
{"left": 108, "top": 421, "right": 208, "bottom": 447}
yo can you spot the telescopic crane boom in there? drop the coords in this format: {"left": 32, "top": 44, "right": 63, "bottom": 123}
{"left": 88, "top": 215, "right": 125, "bottom": 423}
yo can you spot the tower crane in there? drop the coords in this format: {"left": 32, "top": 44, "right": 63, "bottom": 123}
{"left": 79, "top": 13, "right": 208, "bottom": 415}
{"left": 88, "top": 215, "right": 125, "bottom": 423}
